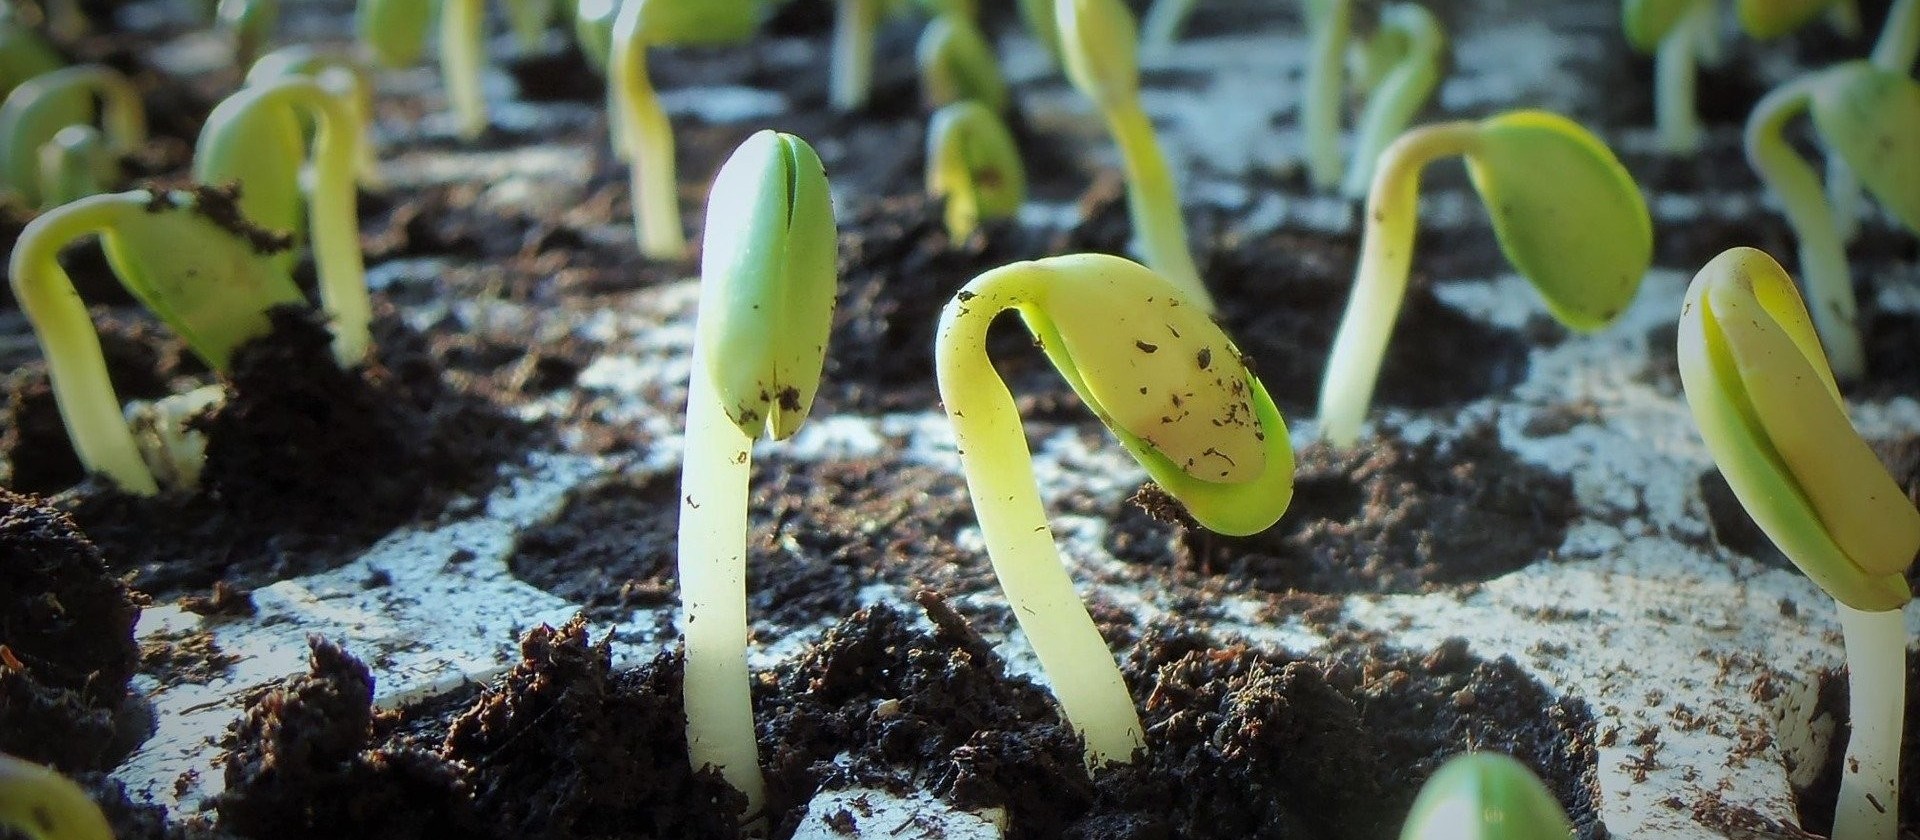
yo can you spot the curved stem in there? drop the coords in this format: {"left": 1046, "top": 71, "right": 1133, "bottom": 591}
{"left": 1318, "top": 120, "right": 1476, "bottom": 448}
{"left": 935, "top": 269, "right": 1146, "bottom": 767}
{"left": 1827, "top": 149, "right": 1863, "bottom": 244}
{"left": 612, "top": 30, "right": 688, "bottom": 259}
{"left": 830, "top": 0, "right": 879, "bottom": 112}
{"left": 677, "top": 350, "right": 768, "bottom": 823}
{"left": 1303, "top": 0, "right": 1350, "bottom": 190}
{"left": 1832, "top": 602, "right": 1906, "bottom": 840}
{"left": 1105, "top": 101, "right": 1209, "bottom": 312}
{"left": 1745, "top": 79, "right": 1864, "bottom": 380}
{"left": 1340, "top": 3, "right": 1443, "bottom": 199}
{"left": 86, "top": 68, "right": 148, "bottom": 157}
{"left": 440, "top": 0, "right": 488, "bottom": 140}
{"left": 1871, "top": 0, "right": 1920, "bottom": 73}
{"left": 7, "top": 193, "right": 158, "bottom": 494}
{"left": 1654, "top": 0, "right": 1706, "bottom": 154}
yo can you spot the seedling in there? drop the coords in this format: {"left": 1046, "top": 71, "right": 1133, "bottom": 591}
{"left": 507, "top": 0, "right": 558, "bottom": 49}
{"left": 936, "top": 253, "right": 1294, "bottom": 766}
{"left": 677, "top": 130, "right": 836, "bottom": 821}
{"left": 1138, "top": 0, "right": 1199, "bottom": 57}
{"left": 611, "top": 0, "right": 762, "bottom": 260}
{"left": 0, "top": 753, "right": 112, "bottom": 840}
{"left": 1303, "top": 0, "right": 1351, "bottom": 191}
{"left": 1399, "top": 753, "right": 1574, "bottom": 839}
{"left": 194, "top": 69, "right": 372, "bottom": 366}
{"left": 1056, "top": 0, "right": 1211, "bottom": 311}
{"left": 1744, "top": 61, "right": 1920, "bottom": 381}
{"left": 354, "top": 0, "right": 487, "bottom": 139}
{"left": 1623, "top": 0, "right": 1714, "bottom": 153}
{"left": 1737, "top": 0, "right": 1845, "bottom": 37}
{"left": 0, "top": 64, "right": 145, "bottom": 210}
{"left": 1319, "top": 110, "right": 1649, "bottom": 448}
{"left": 0, "top": 14, "right": 64, "bottom": 101}
{"left": 832, "top": 0, "right": 883, "bottom": 111}
{"left": 9, "top": 188, "right": 303, "bottom": 494}
{"left": 1677, "top": 247, "right": 1920, "bottom": 840}
{"left": 1340, "top": 3, "right": 1445, "bottom": 198}
{"left": 218, "top": 0, "right": 278, "bottom": 69}
{"left": 917, "top": 11, "right": 1008, "bottom": 112}
{"left": 1018, "top": 0, "right": 1063, "bottom": 64}
{"left": 1824, "top": 0, "right": 1916, "bottom": 242}
{"left": 572, "top": 0, "right": 618, "bottom": 73}
{"left": 35, "top": 124, "right": 111, "bottom": 207}
{"left": 925, "top": 100, "right": 1026, "bottom": 239}
{"left": 247, "top": 45, "right": 382, "bottom": 188}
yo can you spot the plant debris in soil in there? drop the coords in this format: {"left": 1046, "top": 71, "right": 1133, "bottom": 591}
{"left": 38, "top": 304, "right": 531, "bottom": 596}
{"left": 0, "top": 488, "right": 145, "bottom": 773}
{"left": 1108, "top": 420, "right": 1578, "bottom": 594}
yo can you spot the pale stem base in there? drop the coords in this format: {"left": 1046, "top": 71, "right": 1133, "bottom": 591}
{"left": 1654, "top": 0, "right": 1706, "bottom": 154}
{"left": 613, "top": 45, "right": 688, "bottom": 259}
{"left": 441, "top": 0, "right": 488, "bottom": 140}
{"left": 1833, "top": 602, "right": 1906, "bottom": 840}
{"left": 678, "top": 352, "right": 768, "bottom": 823}
{"left": 830, "top": 0, "right": 878, "bottom": 112}
{"left": 1303, "top": 0, "right": 1350, "bottom": 190}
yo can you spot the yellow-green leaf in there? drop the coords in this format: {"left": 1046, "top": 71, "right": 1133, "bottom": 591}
{"left": 1809, "top": 62, "right": 1920, "bottom": 235}
{"left": 1622, "top": 0, "right": 1694, "bottom": 51}
{"left": 1735, "top": 0, "right": 1836, "bottom": 37}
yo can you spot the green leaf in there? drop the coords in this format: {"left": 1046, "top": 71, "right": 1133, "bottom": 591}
{"left": 1622, "top": 0, "right": 1694, "bottom": 51}
{"left": 104, "top": 190, "right": 304, "bottom": 370}
{"left": 192, "top": 82, "right": 308, "bottom": 269}
{"left": 696, "top": 130, "right": 838, "bottom": 440}
{"left": 1400, "top": 753, "right": 1574, "bottom": 840}
{"left": 0, "top": 68, "right": 94, "bottom": 207}
{"left": 1809, "top": 62, "right": 1920, "bottom": 235}
{"left": 0, "top": 753, "right": 113, "bottom": 840}
{"left": 1735, "top": 0, "right": 1836, "bottom": 37}
{"left": 1020, "top": 254, "right": 1293, "bottom": 535}
{"left": 1058, "top": 0, "right": 1141, "bottom": 109}
{"left": 918, "top": 13, "right": 1009, "bottom": 112}
{"left": 0, "top": 19, "right": 65, "bottom": 100}
{"left": 1466, "top": 110, "right": 1651, "bottom": 332}
{"left": 356, "top": 0, "right": 433, "bottom": 67}
{"left": 629, "top": 0, "right": 762, "bottom": 44}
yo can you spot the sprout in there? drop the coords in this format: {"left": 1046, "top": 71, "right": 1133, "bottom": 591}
{"left": 247, "top": 45, "right": 382, "bottom": 189}
{"left": 1056, "top": 0, "right": 1211, "bottom": 312}
{"left": 1017, "top": 0, "right": 1063, "bottom": 65}
{"left": 35, "top": 125, "right": 112, "bottom": 207}
{"left": 936, "top": 253, "right": 1294, "bottom": 766}
{"left": 611, "top": 0, "right": 763, "bottom": 260}
{"left": 1340, "top": 3, "right": 1445, "bottom": 199}
{"left": 9, "top": 188, "right": 303, "bottom": 494}
{"left": 354, "top": 0, "right": 487, "bottom": 139}
{"left": 572, "top": 0, "right": 618, "bottom": 73}
{"left": 1399, "top": 753, "right": 1574, "bottom": 840}
{"left": 1736, "top": 0, "right": 1843, "bottom": 37}
{"left": 1138, "top": 0, "right": 1199, "bottom": 58}
{"left": 917, "top": 11, "right": 1008, "bottom": 112}
{"left": 831, "top": 0, "right": 884, "bottom": 111}
{"left": 506, "top": 0, "right": 558, "bottom": 49}
{"left": 1319, "top": 110, "right": 1649, "bottom": 448}
{"left": 1677, "top": 246, "right": 1919, "bottom": 840}
{"left": 1827, "top": 0, "right": 1918, "bottom": 243}
{"left": 1623, "top": 0, "right": 1714, "bottom": 153}
{"left": 218, "top": 0, "right": 278, "bottom": 69}
{"left": 0, "top": 65, "right": 146, "bottom": 210}
{"left": 926, "top": 100, "right": 1026, "bottom": 239}
{"left": 677, "top": 130, "right": 836, "bottom": 820}
{"left": 1302, "top": 0, "right": 1352, "bottom": 191}
{"left": 1745, "top": 61, "right": 1920, "bottom": 382}
{"left": 195, "top": 69, "right": 372, "bottom": 366}
{"left": 0, "top": 753, "right": 112, "bottom": 840}
{"left": 0, "top": 15, "right": 64, "bottom": 101}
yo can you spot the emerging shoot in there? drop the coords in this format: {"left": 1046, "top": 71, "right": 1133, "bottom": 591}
{"left": 0, "top": 753, "right": 112, "bottom": 840}
{"left": 1399, "top": 753, "right": 1575, "bottom": 840}
{"left": 1744, "top": 61, "right": 1920, "bottom": 381}
{"left": 936, "top": 253, "right": 1294, "bottom": 766}
{"left": 1319, "top": 110, "right": 1649, "bottom": 447}
{"left": 925, "top": 100, "right": 1026, "bottom": 239}
{"left": 356, "top": 0, "right": 432, "bottom": 68}
{"left": 1340, "top": 3, "right": 1446, "bottom": 198}
{"left": 1303, "top": 0, "right": 1351, "bottom": 191}
{"left": 1677, "top": 246, "right": 1919, "bottom": 840}
{"left": 677, "top": 130, "right": 836, "bottom": 821}
{"left": 8, "top": 188, "right": 303, "bottom": 494}
{"left": 611, "top": 0, "right": 763, "bottom": 260}
{"left": 247, "top": 45, "right": 383, "bottom": 188}
{"left": 218, "top": 0, "right": 278, "bottom": 69}
{"left": 831, "top": 0, "right": 883, "bottom": 111}
{"left": 1056, "top": 0, "right": 1210, "bottom": 311}
{"left": 0, "top": 65, "right": 146, "bottom": 210}
{"left": 1623, "top": 0, "right": 1713, "bottom": 153}
{"left": 917, "top": 11, "right": 1009, "bottom": 112}
{"left": 195, "top": 69, "right": 373, "bottom": 365}
{"left": 0, "top": 14, "right": 64, "bottom": 101}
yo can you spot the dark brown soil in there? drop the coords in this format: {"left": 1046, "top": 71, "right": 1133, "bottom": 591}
{"left": 0, "top": 489, "right": 144, "bottom": 773}
{"left": 1108, "top": 421, "right": 1578, "bottom": 594}
{"left": 50, "top": 305, "right": 530, "bottom": 596}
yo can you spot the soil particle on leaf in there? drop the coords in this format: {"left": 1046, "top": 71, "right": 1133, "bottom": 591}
{"left": 1109, "top": 421, "right": 1577, "bottom": 594}
{"left": 757, "top": 595, "right": 1091, "bottom": 840}
{"left": 444, "top": 618, "right": 747, "bottom": 839}
{"left": 217, "top": 636, "right": 477, "bottom": 839}
{"left": 58, "top": 305, "right": 531, "bottom": 596}
{"left": 1063, "top": 629, "right": 1603, "bottom": 839}
{"left": 0, "top": 489, "right": 144, "bottom": 772}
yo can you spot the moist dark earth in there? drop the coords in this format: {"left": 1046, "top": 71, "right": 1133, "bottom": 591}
{"left": 1, "top": 0, "right": 1917, "bottom": 837}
